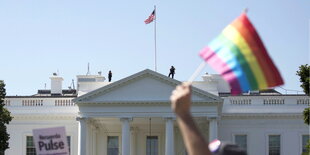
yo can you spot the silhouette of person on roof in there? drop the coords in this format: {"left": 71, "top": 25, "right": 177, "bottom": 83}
{"left": 108, "top": 70, "right": 112, "bottom": 82}
{"left": 168, "top": 66, "right": 175, "bottom": 79}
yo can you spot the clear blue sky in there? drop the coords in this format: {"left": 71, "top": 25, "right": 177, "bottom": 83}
{"left": 0, "top": 0, "right": 309, "bottom": 95}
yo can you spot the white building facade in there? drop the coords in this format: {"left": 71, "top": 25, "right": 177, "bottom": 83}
{"left": 3, "top": 69, "right": 310, "bottom": 155}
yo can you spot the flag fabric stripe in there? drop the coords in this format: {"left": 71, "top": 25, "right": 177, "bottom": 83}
{"left": 207, "top": 35, "right": 252, "bottom": 91}
{"left": 222, "top": 25, "right": 267, "bottom": 89}
{"left": 231, "top": 14, "right": 283, "bottom": 87}
{"left": 144, "top": 10, "right": 155, "bottom": 24}
{"left": 199, "top": 13, "right": 283, "bottom": 94}
{"left": 199, "top": 47, "right": 242, "bottom": 93}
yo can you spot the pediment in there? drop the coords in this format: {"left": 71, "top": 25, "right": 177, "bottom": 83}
{"left": 74, "top": 69, "right": 222, "bottom": 104}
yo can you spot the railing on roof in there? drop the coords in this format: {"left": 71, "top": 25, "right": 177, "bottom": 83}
{"left": 229, "top": 97, "right": 252, "bottom": 105}
{"left": 277, "top": 87, "right": 305, "bottom": 95}
{"left": 227, "top": 96, "right": 310, "bottom": 106}
{"left": 263, "top": 98, "right": 285, "bottom": 105}
{"left": 3, "top": 97, "right": 76, "bottom": 107}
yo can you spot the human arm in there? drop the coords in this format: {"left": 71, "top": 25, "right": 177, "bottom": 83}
{"left": 170, "top": 82, "right": 211, "bottom": 155}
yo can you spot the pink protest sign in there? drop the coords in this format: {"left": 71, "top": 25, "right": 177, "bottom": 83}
{"left": 32, "top": 126, "right": 69, "bottom": 155}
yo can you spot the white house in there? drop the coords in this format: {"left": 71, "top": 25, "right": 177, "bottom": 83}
{"left": 3, "top": 69, "right": 310, "bottom": 155}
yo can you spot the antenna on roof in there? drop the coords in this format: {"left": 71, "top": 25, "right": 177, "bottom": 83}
{"left": 68, "top": 79, "right": 75, "bottom": 90}
{"left": 86, "top": 63, "right": 91, "bottom": 75}
{"left": 71, "top": 79, "right": 75, "bottom": 90}
{"left": 44, "top": 83, "right": 47, "bottom": 89}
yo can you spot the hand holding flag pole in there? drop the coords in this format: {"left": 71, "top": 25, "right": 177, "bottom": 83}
{"left": 188, "top": 9, "right": 283, "bottom": 94}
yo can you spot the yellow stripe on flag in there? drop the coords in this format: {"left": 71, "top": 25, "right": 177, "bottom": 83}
{"left": 222, "top": 25, "right": 268, "bottom": 89}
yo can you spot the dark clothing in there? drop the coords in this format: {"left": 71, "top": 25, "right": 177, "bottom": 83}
{"left": 168, "top": 72, "right": 175, "bottom": 79}
{"left": 108, "top": 72, "right": 112, "bottom": 82}
{"left": 168, "top": 66, "right": 175, "bottom": 79}
{"left": 213, "top": 143, "right": 247, "bottom": 155}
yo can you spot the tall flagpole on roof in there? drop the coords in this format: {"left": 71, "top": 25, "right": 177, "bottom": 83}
{"left": 154, "top": 5, "right": 157, "bottom": 72}
{"left": 145, "top": 5, "right": 157, "bottom": 71}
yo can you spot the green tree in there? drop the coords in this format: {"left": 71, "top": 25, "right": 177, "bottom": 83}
{"left": 0, "top": 80, "right": 13, "bottom": 154}
{"left": 304, "top": 108, "right": 310, "bottom": 125}
{"left": 297, "top": 65, "right": 310, "bottom": 155}
{"left": 302, "top": 144, "right": 310, "bottom": 155}
{"left": 302, "top": 108, "right": 310, "bottom": 155}
{"left": 296, "top": 64, "right": 310, "bottom": 95}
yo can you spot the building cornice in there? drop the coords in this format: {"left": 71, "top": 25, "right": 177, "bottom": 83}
{"left": 74, "top": 69, "right": 222, "bottom": 104}
{"left": 77, "top": 101, "right": 220, "bottom": 106}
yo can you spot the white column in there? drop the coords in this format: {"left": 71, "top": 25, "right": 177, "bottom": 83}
{"left": 165, "top": 117, "right": 175, "bottom": 155}
{"left": 208, "top": 117, "right": 218, "bottom": 142}
{"left": 77, "top": 117, "right": 88, "bottom": 155}
{"left": 91, "top": 125, "right": 98, "bottom": 155}
{"left": 121, "top": 118, "right": 132, "bottom": 155}
{"left": 130, "top": 127, "right": 137, "bottom": 155}
{"left": 88, "top": 123, "right": 92, "bottom": 155}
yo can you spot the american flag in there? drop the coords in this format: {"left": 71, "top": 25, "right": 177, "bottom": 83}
{"left": 144, "top": 10, "right": 155, "bottom": 24}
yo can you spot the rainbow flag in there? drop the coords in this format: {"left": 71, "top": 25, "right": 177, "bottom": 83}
{"left": 199, "top": 13, "right": 283, "bottom": 94}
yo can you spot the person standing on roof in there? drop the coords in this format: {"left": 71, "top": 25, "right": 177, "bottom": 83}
{"left": 168, "top": 66, "right": 176, "bottom": 79}
{"left": 108, "top": 70, "right": 112, "bottom": 82}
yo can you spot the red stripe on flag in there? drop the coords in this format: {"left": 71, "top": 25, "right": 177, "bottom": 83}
{"left": 231, "top": 13, "right": 283, "bottom": 87}
{"left": 144, "top": 10, "right": 155, "bottom": 24}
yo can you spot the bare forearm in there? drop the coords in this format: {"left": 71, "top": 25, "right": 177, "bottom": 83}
{"left": 171, "top": 82, "right": 211, "bottom": 155}
{"left": 177, "top": 113, "right": 211, "bottom": 155}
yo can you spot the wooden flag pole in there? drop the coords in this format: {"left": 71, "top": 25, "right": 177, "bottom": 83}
{"left": 188, "top": 61, "right": 207, "bottom": 82}
{"left": 188, "top": 8, "right": 248, "bottom": 82}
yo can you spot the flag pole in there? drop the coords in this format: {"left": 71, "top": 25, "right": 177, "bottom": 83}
{"left": 243, "top": 8, "right": 248, "bottom": 14}
{"left": 188, "top": 61, "right": 207, "bottom": 82}
{"left": 154, "top": 5, "right": 157, "bottom": 72}
{"left": 187, "top": 8, "right": 248, "bottom": 82}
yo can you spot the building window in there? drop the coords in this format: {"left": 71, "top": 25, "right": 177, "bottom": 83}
{"left": 146, "top": 136, "right": 158, "bottom": 155}
{"left": 235, "top": 135, "right": 247, "bottom": 151}
{"left": 26, "top": 136, "right": 71, "bottom": 155}
{"left": 269, "top": 135, "right": 280, "bottom": 155}
{"left": 107, "top": 136, "right": 119, "bottom": 155}
{"left": 302, "top": 135, "right": 310, "bottom": 153}
{"left": 26, "top": 136, "right": 36, "bottom": 155}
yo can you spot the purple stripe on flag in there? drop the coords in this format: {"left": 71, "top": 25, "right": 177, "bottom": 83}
{"left": 199, "top": 46, "right": 242, "bottom": 94}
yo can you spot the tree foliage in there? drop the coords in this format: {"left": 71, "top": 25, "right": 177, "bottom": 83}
{"left": 302, "top": 108, "right": 310, "bottom": 155}
{"left": 302, "top": 142, "right": 310, "bottom": 155}
{"left": 297, "top": 65, "right": 310, "bottom": 155}
{"left": 296, "top": 64, "right": 310, "bottom": 95}
{"left": 0, "top": 80, "right": 13, "bottom": 152}
{"left": 304, "top": 108, "right": 310, "bottom": 125}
